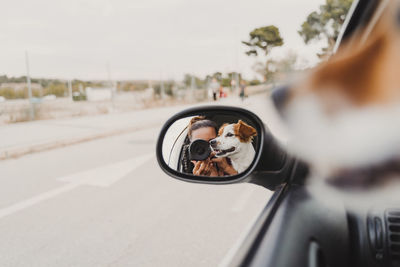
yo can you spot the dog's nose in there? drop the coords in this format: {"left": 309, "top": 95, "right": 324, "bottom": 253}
{"left": 209, "top": 139, "right": 217, "bottom": 146}
{"left": 271, "top": 85, "right": 290, "bottom": 115}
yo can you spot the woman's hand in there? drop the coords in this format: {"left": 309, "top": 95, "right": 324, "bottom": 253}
{"left": 211, "top": 154, "right": 238, "bottom": 176}
{"left": 192, "top": 158, "right": 219, "bottom": 176}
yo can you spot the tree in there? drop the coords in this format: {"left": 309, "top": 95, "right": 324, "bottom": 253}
{"left": 248, "top": 79, "right": 261, "bottom": 86}
{"left": 252, "top": 51, "right": 300, "bottom": 83}
{"left": 205, "top": 72, "right": 222, "bottom": 85}
{"left": 242, "top": 25, "right": 284, "bottom": 57}
{"left": 299, "top": 0, "right": 353, "bottom": 58}
{"left": 275, "top": 51, "right": 298, "bottom": 73}
{"left": 252, "top": 60, "right": 277, "bottom": 83}
{"left": 43, "top": 83, "right": 67, "bottom": 97}
{"left": 183, "top": 74, "right": 204, "bottom": 89}
{"left": 154, "top": 81, "right": 174, "bottom": 96}
{"left": 243, "top": 25, "right": 284, "bottom": 82}
{"left": 212, "top": 72, "right": 222, "bottom": 81}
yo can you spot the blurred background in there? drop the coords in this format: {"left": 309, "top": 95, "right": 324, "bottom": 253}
{"left": 0, "top": 0, "right": 352, "bottom": 266}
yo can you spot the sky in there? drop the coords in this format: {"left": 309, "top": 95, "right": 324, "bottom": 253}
{"left": 1, "top": 0, "right": 326, "bottom": 81}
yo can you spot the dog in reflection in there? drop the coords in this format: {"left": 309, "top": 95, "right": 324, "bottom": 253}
{"left": 210, "top": 120, "right": 257, "bottom": 173}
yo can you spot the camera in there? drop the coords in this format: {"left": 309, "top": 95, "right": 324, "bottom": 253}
{"left": 189, "top": 139, "right": 212, "bottom": 161}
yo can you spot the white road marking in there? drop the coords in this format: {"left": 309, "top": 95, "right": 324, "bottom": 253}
{"left": 58, "top": 153, "right": 154, "bottom": 187}
{"left": 230, "top": 185, "right": 256, "bottom": 213}
{"left": 0, "top": 153, "right": 154, "bottom": 220}
{"left": 0, "top": 183, "right": 80, "bottom": 219}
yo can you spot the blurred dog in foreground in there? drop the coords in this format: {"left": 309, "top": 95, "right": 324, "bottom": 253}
{"left": 274, "top": 0, "right": 400, "bottom": 191}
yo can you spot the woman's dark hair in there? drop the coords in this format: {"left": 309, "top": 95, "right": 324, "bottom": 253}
{"left": 187, "top": 116, "right": 218, "bottom": 140}
{"left": 181, "top": 116, "right": 218, "bottom": 174}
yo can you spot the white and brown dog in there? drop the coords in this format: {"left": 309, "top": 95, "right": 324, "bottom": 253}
{"left": 210, "top": 120, "right": 257, "bottom": 173}
{"left": 274, "top": 0, "right": 400, "bottom": 191}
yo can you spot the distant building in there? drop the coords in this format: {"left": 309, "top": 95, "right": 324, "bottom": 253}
{"left": 0, "top": 83, "right": 43, "bottom": 91}
{"left": 85, "top": 87, "right": 113, "bottom": 101}
{"left": 142, "top": 87, "right": 154, "bottom": 98}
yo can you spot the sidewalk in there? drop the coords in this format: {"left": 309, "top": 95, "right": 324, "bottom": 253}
{"left": 0, "top": 96, "right": 259, "bottom": 160}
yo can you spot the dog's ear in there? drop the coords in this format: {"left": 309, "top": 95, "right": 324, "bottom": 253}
{"left": 290, "top": 1, "right": 400, "bottom": 109}
{"left": 218, "top": 123, "right": 228, "bottom": 136}
{"left": 234, "top": 120, "right": 257, "bottom": 142}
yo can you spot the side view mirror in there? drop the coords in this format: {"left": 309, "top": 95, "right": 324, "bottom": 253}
{"left": 156, "top": 105, "right": 301, "bottom": 189}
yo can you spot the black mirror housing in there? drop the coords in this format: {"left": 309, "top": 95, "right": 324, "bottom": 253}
{"left": 156, "top": 105, "right": 296, "bottom": 190}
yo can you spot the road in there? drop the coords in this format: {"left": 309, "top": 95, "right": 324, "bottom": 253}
{"left": 0, "top": 95, "right": 288, "bottom": 267}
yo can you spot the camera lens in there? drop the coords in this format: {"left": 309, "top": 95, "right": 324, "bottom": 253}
{"left": 189, "top": 139, "right": 211, "bottom": 161}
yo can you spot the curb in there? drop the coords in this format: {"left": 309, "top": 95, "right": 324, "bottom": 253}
{"left": 0, "top": 122, "right": 161, "bottom": 161}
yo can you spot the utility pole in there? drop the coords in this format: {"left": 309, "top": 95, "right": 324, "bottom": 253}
{"left": 160, "top": 79, "right": 166, "bottom": 100}
{"left": 160, "top": 71, "right": 166, "bottom": 100}
{"left": 190, "top": 75, "right": 196, "bottom": 102}
{"left": 25, "top": 51, "right": 34, "bottom": 120}
{"left": 68, "top": 80, "right": 73, "bottom": 101}
{"left": 106, "top": 61, "right": 115, "bottom": 108}
{"left": 190, "top": 75, "right": 196, "bottom": 90}
{"left": 235, "top": 72, "right": 240, "bottom": 91}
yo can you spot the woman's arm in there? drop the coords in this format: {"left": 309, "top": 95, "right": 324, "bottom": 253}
{"left": 211, "top": 157, "right": 238, "bottom": 176}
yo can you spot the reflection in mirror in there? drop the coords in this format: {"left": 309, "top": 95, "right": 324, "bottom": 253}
{"left": 162, "top": 113, "right": 258, "bottom": 177}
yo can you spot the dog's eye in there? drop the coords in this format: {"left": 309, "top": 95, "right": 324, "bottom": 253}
{"left": 226, "top": 133, "right": 234, "bottom": 137}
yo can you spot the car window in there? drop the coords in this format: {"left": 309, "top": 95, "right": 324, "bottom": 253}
{"left": 162, "top": 116, "right": 191, "bottom": 168}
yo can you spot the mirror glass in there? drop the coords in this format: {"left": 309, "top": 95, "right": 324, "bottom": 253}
{"left": 162, "top": 113, "right": 259, "bottom": 177}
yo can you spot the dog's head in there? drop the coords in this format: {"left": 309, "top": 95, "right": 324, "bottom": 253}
{"left": 272, "top": 0, "right": 400, "bottom": 175}
{"left": 275, "top": 1, "right": 400, "bottom": 114}
{"left": 210, "top": 120, "right": 257, "bottom": 158}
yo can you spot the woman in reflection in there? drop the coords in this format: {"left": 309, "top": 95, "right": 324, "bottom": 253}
{"left": 182, "top": 116, "right": 238, "bottom": 176}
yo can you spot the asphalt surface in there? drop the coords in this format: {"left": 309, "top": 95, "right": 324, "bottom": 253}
{"left": 0, "top": 95, "right": 287, "bottom": 267}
